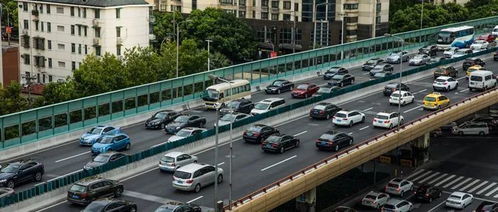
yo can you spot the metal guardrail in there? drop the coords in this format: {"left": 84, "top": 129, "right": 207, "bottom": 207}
{"left": 1, "top": 16, "right": 497, "bottom": 150}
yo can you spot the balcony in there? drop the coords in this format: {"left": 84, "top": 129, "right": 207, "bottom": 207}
{"left": 116, "top": 38, "right": 123, "bottom": 45}
{"left": 93, "top": 38, "right": 101, "bottom": 45}
{"left": 346, "top": 23, "right": 357, "bottom": 30}
{"left": 32, "top": 10, "right": 39, "bottom": 16}
{"left": 271, "top": 7, "right": 279, "bottom": 13}
{"left": 92, "top": 19, "right": 101, "bottom": 27}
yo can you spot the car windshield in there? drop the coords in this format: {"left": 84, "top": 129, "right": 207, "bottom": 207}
{"left": 375, "top": 115, "right": 389, "bottom": 120}
{"left": 93, "top": 154, "right": 110, "bottom": 163}
{"left": 319, "top": 133, "right": 336, "bottom": 140}
{"left": 424, "top": 96, "right": 436, "bottom": 102}
{"left": 335, "top": 113, "right": 347, "bottom": 118}
{"left": 332, "top": 74, "right": 345, "bottom": 80}
{"left": 98, "top": 136, "right": 114, "bottom": 144}
{"left": 383, "top": 204, "right": 395, "bottom": 209}
{"left": 204, "top": 89, "right": 220, "bottom": 100}
{"left": 88, "top": 127, "right": 102, "bottom": 134}
{"left": 313, "top": 105, "right": 327, "bottom": 110}
{"left": 175, "top": 130, "right": 192, "bottom": 137}
{"left": 296, "top": 84, "right": 309, "bottom": 90}
{"left": 220, "top": 114, "right": 236, "bottom": 122}
{"left": 70, "top": 184, "right": 87, "bottom": 192}
{"left": 365, "top": 60, "right": 376, "bottom": 65}
{"left": 82, "top": 202, "right": 106, "bottom": 212}
{"left": 389, "top": 52, "right": 400, "bottom": 56}
{"left": 272, "top": 80, "right": 284, "bottom": 86}
{"left": 154, "top": 206, "right": 175, "bottom": 212}
{"left": 161, "top": 156, "right": 175, "bottom": 163}
{"left": 254, "top": 103, "right": 270, "bottom": 110}
{"left": 153, "top": 112, "right": 168, "bottom": 119}
{"left": 226, "top": 101, "right": 240, "bottom": 109}
{"left": 173, "top": 171, "right": 192, "bottom": 179}
{"left": 470, "top": 76, "right": 483, "bottom": 81}
{"left": 435, "top": 79, "right": 447, "bottom": 83}
{"left": 364, "top": 194, "right": 377, "bottom": 200}
{"left": 266, "top": 136, "right": 282, "bottom": 143}
{"left": 174, "top": 116, "right": 190, "bottom": 123}
{"left": 0, "top": 164, "right": 20, "bottom": 173}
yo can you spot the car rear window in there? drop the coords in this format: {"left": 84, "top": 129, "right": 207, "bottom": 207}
{"left": 161, "top": 156, "right": 175, "bottom": 163}
{"left": 313, "top": 105, "right": 327, "bottom": 110}
{"left": 266, "top": 136, "right": 282, "bottom": 143}
{"left": 335, "top": 113, "right": 347, "bottom": 118}
{"left": 449, "top": 195, "right": 461, "bottom": 199}
{"left": 247, "top": 126, "right": 262, "bottom": 133}
{"left": 470, "top": 76, "right": 483, "bottom": 81}
{"left": 70, "top": 184, "right": 87, "bottom": 192}
{"left": 375, "top": 115, "right": 389, "bottom": 120}
{"left": 297, "top": 84, "right": 309, "bottom": 90}
{"left": 424, "top": 97, "right": 436, "bottom": 102}
{"left": 319, "top": 134, "right": 336, "bottom": 140}
{"left": 364, "top": 195, "right": 377, "bottom": 200}
{"left": 174, "top": 171, "right": 192, "bottom": 179}
{"left": 435, "top": 79, "right": 447, "bottom": 82}
{"left": 387, "top": 183, "right": 399, "bottom": 188}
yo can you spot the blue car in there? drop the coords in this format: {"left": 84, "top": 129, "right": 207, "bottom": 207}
{"left": 91, "top": 134, "right": 131, "bottom": 155}
{"left": 79, "top": 125, "right": 121, "bottom": 146}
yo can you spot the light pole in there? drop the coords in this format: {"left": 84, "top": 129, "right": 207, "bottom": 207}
{"left": 339, "top": 13, "right": 345, "bottom": 59}
{"left": 385, "top": 33, "right": 404, "bottom": 132}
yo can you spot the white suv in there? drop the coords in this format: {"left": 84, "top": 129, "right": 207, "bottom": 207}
{"left": 433, "top": 76, "right": 458, "bottom": 92}
{"left": 384, "top": 178, "right": 413, "bottom": 197}
{"left": 373, "top": 112, "right": 404, "bottom": 129}
{"left": 332, "top": 110, "right": 365, "bottom": 127}
{"left": 250, "top": 98, "right": 285, "bottom": 115}
{"left": 389, "top": 91, "right": 414, "bottom": 106}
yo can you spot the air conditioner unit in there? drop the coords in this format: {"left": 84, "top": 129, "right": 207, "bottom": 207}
{"left": 22, "top": 29, "right": 29, "bottom": 35}
{"left": 93, "top": 38, "right": 101, "bottom": 45}
{"left": 116, "top": 38, "right": 123, "bottom": 45}
{"left": 92, "top": 19, "right": 100, "bottom": 27}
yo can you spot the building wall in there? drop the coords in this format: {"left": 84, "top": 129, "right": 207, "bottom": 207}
{"left": 2, "top": 46, "right": 20, "bottom": 87}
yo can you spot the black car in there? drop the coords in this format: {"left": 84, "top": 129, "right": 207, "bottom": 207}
{"left": 370, "top": 64, "right": 394, "bottom": 76}
{"left": 83, "top": 152, "right": 128, "bottom": 171}
{"left": 475, "top": 201, "right": 498, "bottom": 212}
{"left": 315, "top": 131, "right": 353, "bottom": 151}
{"left": 463, "top": 58, "right": 486, "bottom": 71}
{"left": 82, "top": 199, "right": 137, "bottom": 212}
{"left": 419, "top": 45, "right": 437, "bottom": 56}
{"left": 261, "top": 134, "right": 300, "bottom": 153}
{"left": 309, "top": 102, "right": 341, "bottom": 120}
{"left": 165, "top": 115, "right": 207, "bottom": 134}
{"left": 328, "top": 74, "right": 355, "bottom": 87}
{"left": 155, "top": 202, "right": 201, "bottom": 212}
{"left": 434, "top": 66, "right": 458, "bottom": 78}
{"left": 323, "top": 67, "right": 349, "bottom": 80}
{"left": 219, "top": 98, "right": 254, "bottom": 116}
{"left": 243, "top": 124, "right": 279, "bottom": 143}
{"left": 0, "top": 160, "right": 44, "bottom": 188}
{"left": 414, "top": 184, "right": 442, "bottom": 202}
{"left": 265, "top": 79, "right": 294, "bottom": 94}
{"left": 362, "top": 58, "right": 384, "bottom": 71}
{"left": 383, "top": 82, "right": 410, "bottom": 96}
{"left": 315, "top": 85, "right": 340, "bottom": 96}
{"left": 145, "top": 110, "right": 181, "bottom": 129}
{"left": 494, "top": 51, "right": 498, "bottom": 61}
{"left": 68, "top": 178, "right": 124, "bottom": 205}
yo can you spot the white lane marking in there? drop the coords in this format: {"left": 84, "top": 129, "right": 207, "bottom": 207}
{"left": 467, "top": 180, "right": 488, "bottom": 193}
{"left": 187, "top": 196, "right": 204, "bottom": 204}
{"left": 217, "top": 162, "right": 225, "bottom": 166}
{"left": 412, "top": 170, "right": 433, "bottom": 182}
{"left": 459, "top": 88, "right": 469, "bottom": 92}
{"left": 348, "top": 132, "right": 353, "bottom": 135}
{"left": 124, "top": 190, "right": 175, "bottom": 204}
{"left": 293, "top": 131, "right": 308, "bottom": 137}
{"left": 403, "top": 105, "right": 423, "bottom": 113}
{"left": 261, "top": 155, "right": 297, "bottom": 172}
{"left": 486, "top": 186, "right": 498, "bottom": 197}
{"left": 444, "top": 176, "right": 464, "bottom": 188}
{"left": 52, "top": 169, "right": 83, "bottom": 180}
{"left": 418, "top": 172, "right": 440, "bottom": 184}
{"left": 151, "top": 141, "right": 169, "bottom": 149}
{"left": 427, "top": 173, "right": 448, "bottom": 185}
{"left": 459, "top": 179, "right": 480, "bottom": 192}
{"left": 362, "top": 107, "right": 373, "bottom": 112}
{"left": 308, "top": 123, "right": 320, "bottom": 126}
{"left": 434, "top": 174, "right": 456, "bottom": 187}
{"left": 477, "top": 182, "right": 497, "bottom": 195}
{"left": 412, "top": 89, "right": 428, "bottom": 95}
{"left": 427, "top": 200, "right": 446, "bottom": 212}
{"left": 451, "top": 177, "right": 473, "bottom": 190}
{"left": 34, "top": 182, "right": 47, "bottom": 187}
{"left": 406, "top": 169, "right": 426, "bottom": 180}
{"left": 359, "top": 126, "right": 370, "bottom": 131}
{"left": 54, "top": 151, "right": 90, "bottom": 163}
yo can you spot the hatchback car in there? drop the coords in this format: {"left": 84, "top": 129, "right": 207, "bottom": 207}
{"left": 409, "top": 54, "right": 430, "bottom": 66}
{"left": 80, "top": 125, "right": 122, "bottom": 146}
{"left": 453, "top": 48, "right": 472, "bottom": 58}
{"left": 389, "top": 91, "right": 414, "bottom": 106}
{"left": 443, "top": 47, "right": 458, "bottom": 58}
{"left": 155, "top": 202, "right": 201, "bottom": 212}
{"left": 315, "top": 131, "right": 353, "bottom": 151}
{"left": 383, "top": 83, "right": 410, "bottom": 96}
{"left": 168, "top": 127, "right": 207, "bottom": 143}
{"left": 463, "top": 58, "right": 485, "bottom": 71}
{"left": 91, "top": 134, "right": 131, "bottom": 155}
{"left": 373, "top": 112, "right": 404, "bottom": 129}
{"left": 433, "top": 66, "right": 457, "bottom": 78}
{"left": 362, "top": 58, "right": 384, "bottom": 71}
{"left": 332, "top": 110, "right": 365, "bottom": 127}
{"left": 370, "top": 64, "right": 394, "bottom": 76}
{"left": 381, "top": 199, "right": 413, "bottom": 212}
{"left": 471, "top": 40, "right": 489, "bottom": 50}
{"left": 82, "top": 199, "right": 137, "bottom": 212}
{"left": 144, "top": 110, "right": 181, "bottom": 129}
{"left": 265, "top": 79, "right": 294, "bottom": 94}
{"left": 261, "top": 134, "right": 300, "bottom": 153}
{"left": 386, "top": 51, "right": 409, "bottom": 64}
{"left": 329, "top": 74, "right": 355, "bottom": 87}
{"left": 67, "top": 177, "right": 124, "bottom": 205}
{"left": 361, "top": 191, "right": 390, "bottom": 209}
{"left": 291, "top": 83, "right": 319, "bottom": 98}
{"left": 243, "top": 124, "right": 279, "bottom": 143}
{"left": 216, "top": 113, "right": 252, "bottom": 127}
{"left": 309, "top": 102, "right": 341, "bottom": 120}
{"left": 159, "top": 152, "right": 198, "bottom": 172}
{"left": 219, "top": 98, "right": 254, "bottom": 116}
{"left": 0, "top": 160, "right": 44, "bottom": 188}
{"left": 83, "top": 152, "right": 127, "bottom": 171}
{"left": 172, "top": 163, "right": 223, "bottom": 193}
{"left": 250, "top": 98, "right": 285, "bottom": 115}
{"left": 414, "top": 184, "right": 442, "bottom": 202}
{"left": 433, "top": 76, "right": 458, "bottom": 91}
{"left": 384, "top": 178, "right": 413, "bottom": 197}
{"left": 423, "top": 92, "right": 450, "bottom": 110}
{"left": 165, "top": 115, "right": 207, "bottom": 134}
{"left": 445, "top": 191, "right": 473, "bottom": 209}
{"left": 371, "top": 72, "right": 393, "bottom": 79}
{"left": 323, "top": 67, "right": 349, "bottom": 80}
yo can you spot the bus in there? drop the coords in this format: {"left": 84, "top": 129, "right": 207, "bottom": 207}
{"left": 436, "top": 26, "right": 475, "bottom": 50}
{"left": 202, "top": 79, "right": 251, "bottom": 109}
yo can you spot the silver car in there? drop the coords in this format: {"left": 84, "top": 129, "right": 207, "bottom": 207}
{"left": 386, "top": 51, "right": 409, "bottom": 64}
{"left": 409, "top": 54, "right": 430, "bottom": 66}
{"left": 215, "top": 113, "right": 252, "bottom": 127}
{"left": 159, "top": 152, "right": 198, "bottom": 172}
{"left": 381, "top": 199, "right": 413, "bottom": 212}
{"left": 172, "top": 163, "right": 223, "bottom": 193}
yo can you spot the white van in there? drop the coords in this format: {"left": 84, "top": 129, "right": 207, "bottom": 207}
{"left": 468, "top": 70, "right": 497, "bottom": 91}
{"left": 492, "top": 25, "right": 498, "bottom": 36}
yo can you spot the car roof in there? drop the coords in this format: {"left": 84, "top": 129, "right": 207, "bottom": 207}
{"left": 436, "top": 76, "right": 451, "bottom": 80}
{"left": 366, "top": 191, "right": 383, "bottom": 196}
{"left": 376, "top": 112, "right": 394, "bottom": 116}
{"left": 157, "top": 110, "right": 175, "bottom": 113}
{"left": 337, "top": 110, "right": 353, "bottom": 114}
{"left": 252, "top": 124, "right": 269, "bottom": 128}
{"left": 322, "top": 130, "right": 338, "bottom": 135}
{"left": 176, "top": 163, "right": 210, "bottom": 172}
{"left": 450, "top": 191, "right": 467, "bottom": 197}
{"left": 316, "top": 102, "right": 331, "bottom": 106}
{"left": 101, "top": 133, "right": 128, "bottom": 138}
{"left": 390, "top": 178, "right": 404, "bottom": 183}
{"left": 75, "top": 177, "right": 109, "bottom": 185}
{"left": 426, "top": 92, "right": 444, "bottom": 98}
{"left": 158, "top": 202, "right": 185, "bottom": 210}
{"left": 180, "top": 127, "right": 206, "bottom": 132}
{"left": 97, "top": 151, "right": 124, "bottom": 157}
{"left": 391, "top": 90, "right": 409, "bottom": 94}
{"left": 261, "top": 98, "right": 284, "bottom": 103}
{"left": 274, "top": 79, "right": 288, "bottom": 82}
{"left": 164, "top": 152, "right": 186, "bottom": 157}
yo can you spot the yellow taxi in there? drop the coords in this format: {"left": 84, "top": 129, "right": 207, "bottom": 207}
{"left": 466, "top": 65, "right": 485, "bottom": 77}
{"left": 423, "top": 92, "right": 450, "bottom": 110}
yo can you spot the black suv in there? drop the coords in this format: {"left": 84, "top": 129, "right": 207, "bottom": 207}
{"left": 309, "top": 102, "right": 341, "bottom": 120}
{"left": 414, "top": 184, "right": 442, "bottom": 202}
{"left": 145, "top": 110, "right": 182, "bottom": 129}
{"left": 219, "top": 98, "right": 254, "bottom": 116}
{"left": 434, "top": 66, "right": 457, "bottom": 78}
{"left": 0, "top": 160, "right": 44, "bottom": 188}
{"left": 419, "top": 45, "right": 437, "bottom": 56}
{"left": 243, "top": 124, "right": 279, "bottom": 143}
{"left": 67, "top": 177, "right": 124, "bottom": 205}
{"left": 265, "top": 79, "right": 295, "bottom": 94}
{"left": 362, "top": 58, "right": 384, "bottom": 71}
{"left": 383, "top": 83, "right": 410, "bottom": 96}
{"left": 164, "top": 115, "right": 207, "bottom": 134}
{"left": 82, "top": 199, "right": 137, "bottom": 212}
{"left": 463, "top": 58, "right": 486, "bottom": 71}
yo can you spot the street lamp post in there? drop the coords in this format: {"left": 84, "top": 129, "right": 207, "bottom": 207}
{"left": 385, "top": 33, "right": 404, "bottom": 132}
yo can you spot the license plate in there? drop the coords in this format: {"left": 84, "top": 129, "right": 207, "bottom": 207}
{"left": 72, "top": 195, "right": 79, "bottom": 199}
{"left": 378, "top": 120, "right": 383, "bottom": 123}
{"left": 336, "top": 120, "right": 341, "bottom": 122}
{"left": 177, "top": 180, "right": 183, "bottom": 184}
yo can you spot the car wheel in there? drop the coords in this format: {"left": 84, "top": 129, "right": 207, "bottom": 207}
{"left": 194, "top": 184, "right": 201, "bottom": 193}
{"left": 280, "top": 147, "right": 285, "bottom": 154}
{"left": 479, "top": 131, "right": 485, "bottom": 136}
{"left": 193, "top": 160, "right": 198, "bottom": 163}
{"left": 278, "top": 89, "right": 281, "bottom": 94}
{"left": 361, "top": 116, "right": 365, "bottom": 123}
{"left": 125, "top": 143, "right": 131, "bottom": 150}
{"left": 34, "top": 172, "right": 43, "bottom": 182}
{"left": 349, "top": 121, "right": 353, "bottom": 127}
{"left": 114, "top": 187, "right": 123, "bottom": 197}
{"left": 6, "top": 180, "right": 14, "bottom": 189}
{"left": 295, "top": 140, "right": 300, "bottom": 148}
{"left": 326, "top": 114, "right": 330, "bottom": 119}
{"left": 217, "top": 174, "right": 224, "bottom": 184}
{"left": 458, "top": 131, "right": 464, "bottom": 136}
{"left": 334, "top": 145, "right": 339, "bottom": 152}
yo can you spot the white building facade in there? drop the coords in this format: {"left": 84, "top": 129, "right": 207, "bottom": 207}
{"left": 17, "top": 0, "right": 153, "bottom": 84}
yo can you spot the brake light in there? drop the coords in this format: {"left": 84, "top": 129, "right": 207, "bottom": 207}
{"left": 320, "top": 111, "right": 325, "bottom": 114}
{"left": 443, "top": 82, "right": 448, "bottom": 85}
{"left": 80, "top": 193, "right": 88, "bottom": 198}
{"left": 343, "top": 118, "right": 348, "bottom": 120}
{"left": 384, "top": 120, "right": 390, "bottom": 123}
{"left": 425, "top": 194, "right": 430, "bottom": 197}
{"left": 186, "top": 179, "right": 194, "bottom": 184}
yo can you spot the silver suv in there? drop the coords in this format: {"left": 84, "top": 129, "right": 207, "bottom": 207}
{"left": 172, "top": 163, "right": 223, "bottom": 193}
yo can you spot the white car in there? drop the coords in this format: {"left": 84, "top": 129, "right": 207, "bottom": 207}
{"left": 389, "top": 91, "right": 414, "bottom": 106}
{"left": 384, "top": 178, "right": 414, "bottom": 197}
{"left": 452, "top": 48, "right": 472, "bottom": 58}
{"left": 452, "top": 122, "right": 489, "bottom": 136}
{"left": 168, "top": 127, "right": 207, "bottom": 143}
{"left": 432, "top": 76, "right": 458, "bottom": 92}
{"left": 158, "top": 152, "right": 198, "bottom": 172}
{"left": 332, "top": 110, "right": 365, "bottom": 127}
{"left": 250, "top": 98, "right": 286, "bottom": 115}
{"left": 382, "top": 199, "right": 413, "bottom": 212}
{"left": 443, "top": 47, "right": 458, "bottom": 58}
{"left": 373, "top": 112, "right": 404, "bottom": 129}
{"left": 470, "top": 40, "right": 489, "bottom": 50}
{"left": 362, "top": 191, "right": 390, "bottom": 209}
{"left": 445, "top": 191, "right": 473, "bottom": 209}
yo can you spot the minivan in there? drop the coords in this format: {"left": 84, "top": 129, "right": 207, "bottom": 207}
{"left": 250, "top": 98, "right": 285, "bottom": 115}
{"left": 172, "top": 163, "right": 223, "bottom": 193}
{"left": 468, "top": 70, "right": 497, "bottom": 91}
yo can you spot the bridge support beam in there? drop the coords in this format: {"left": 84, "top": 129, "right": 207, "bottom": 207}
{"left": 295, "top": 188, "right": 316, "bottom": 212}
{"left": 412, "top": 132, "right": 430, "bottom": 166}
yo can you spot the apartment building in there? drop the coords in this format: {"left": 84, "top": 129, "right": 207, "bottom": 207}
{"left": 17, "top": 0, "right": 153, "bottom": 84}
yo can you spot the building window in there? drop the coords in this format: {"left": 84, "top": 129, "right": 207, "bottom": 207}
{"left": 49, "top": 75, "right": 53, "bottom": 82}
{"left": 240, "top": 0, "right": 246, "bottom": 6}
{"left": 376, "top": 16, "right": 381, "bottom": 24}
{"left": 376, "top": 3, "right": 381, "bottom": 13}
{"left": 271, "top": 13, "right": 278, "bottom": 20}
{"left": 192, "top": 0, "right": 197, "bottom": 10}
{"left": 46, "top": 5, "right": 50, "bottom": 14}
{"left": 84, "top": 26, "right": 87, "bottom": 36}
{"left": 116, "top": 8, "right": 121, "bottom": 18}
{"left": 117, "top": 45, "right": 121, "bottom": 56}
{"left": 57, "top": 43, "right": 65, "bottom": 50}
{"left": 58, "top": 61, "right": 65, "bottom": 68}
{"left": 283, "top": 1, "right": 291, "bottom": 10}
{"left": 346, "top": 29, "right": 357, "bottom": 36}
{"left": 77, "top": 7, "right": 81, "bottom": 17}
{"left": 116, "top": 27, "right": 121, "bottom": 37}
{"left": 34, "top": 20, "right": 39, "bottom": 31}
{"left": 23, "top": 20, "right": 29, "bottom": 29}
{"left": 294, "top": 3, "right": 299, "bottom": 11}
{"left": 262, "top": 0, "right": 268, "bottom": 7}
{"left": 83, "top": 8, "right": 87, "bottom": 18}
{"left": 78, "top": 25, "right": 81, "bottom": 36}
{"left": 33, "top": 37, "right": 45, "bottom": 50}
{"left": 71, "top": 43, "right": 75, "bottom": 53}
{"left": 171, "top": 5, "right": 181, "bottom": 12}
{"left": 343, "top": 3, "right": 358, "bottom": 10}
{"left": 95, "top": 27, "right": 101, "bottom": 38}
{"left": 34, "top": 56, "right": 45, "bottom": 67}
{"left": 95, "top": 9, "right": 100, "bottom": 18}
{"left": 344, "top": 16, "right": 358, "bottom": 23}
{"left": 57, "top": 25, "right": 64, "bottom": 32}
{"left": 261, "top": 12, "right": 268, "bottom": 20}
{"left": 41, "top": 21, "right": 44, "bottom": 31}
{"left": 72, "top": 61, "right": 76, "bottom": 70}
{"left": 78, "top": 44, "right": 82, "bottom": 54}
{"left": 220, "top": 0, "right": 233, "bottom": 4}
{"left": 23, "top": 54, "right": 30, "bottom": 65}
{"left": 48, "top": 40, "right": 52, "bottom": 49}
{"left": 56, "top": 6, "right": 63, "bottom": 14}
{"left": 252, "top": 11, "right": 255, "bottom": 18}
{"left": 71, "top": 25, "right": 75, "bottom": 35}
{"left": 271, "top": 1, "right": 279, "bottom": 8}
{"left": 48, "top": 58, "right": 52, "bottom": 68}
{"left": 23, "top": 2, "right": 28, "bottom": 11}
{"left": 70, "top": 7, "right": 74, "bottom": 16}
{"left": 239, "top": 11, "right": 245, "bottom": 18}
{"left": 283, "top": 14, "right": 290, "bottom": 21}
{"left": 21, "top": 35, "right": 30, "bottom": 48}
{"left": 85, "top": 44, "right": 88, "bottom": 54}
{"left": 95, "top": 45, "right": 101, "bottom": 56}
{"left": 47, "top": 22, "right": 51, "bottom": 32}
{"left": 39, "top": 4, "right": 43, "bottom": 13}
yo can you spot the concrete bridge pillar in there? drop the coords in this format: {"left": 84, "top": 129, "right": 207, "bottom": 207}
{"left": 295, "top": 188, "right": 316, "bottom": 212}
{"left": 412, "top": 132, "right": 430, "bottom": 166}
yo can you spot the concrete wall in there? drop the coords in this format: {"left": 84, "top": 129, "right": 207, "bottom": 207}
{"left": 2, "top": 46, "right": 20, "bottom": 87}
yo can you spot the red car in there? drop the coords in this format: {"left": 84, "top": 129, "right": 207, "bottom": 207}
{"left": 291, "top": 83, "right": 319, "bottom": 98}
{"left": 478, "top": 34, "right": 497, "bottom": 43}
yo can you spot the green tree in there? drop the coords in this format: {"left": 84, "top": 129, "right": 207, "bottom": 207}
{"left": 389, "top": 0, "right": 417, "bottom": 19}
{"left": 1, "top": 0, "right": 19, "bottom": 29}
{"left": 41, "top": 81, "right": 77, "bottom": 105}
{"left": 467, "top": 0, "right": 498, "bottom": 19}
{"left": 152, "top": 11, "right": 184, "bottom": 49}
{"left": 122, "top": 46, "right": 162, "bottom": 86}
{"left": 0, "top": 82, "right": 28, "bottom": 115}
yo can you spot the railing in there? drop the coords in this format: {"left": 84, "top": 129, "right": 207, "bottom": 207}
{"left": 0, "top": 46, "right": 495, "bottom": 209}
{"left": 1, "top": 16, "right": 497, "bottom": 151}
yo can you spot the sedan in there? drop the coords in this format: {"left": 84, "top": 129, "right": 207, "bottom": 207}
{"left": 443, "top": 47, "right": 458, "bottom": 58}
{"left": 309, "top": 102, "right": 341, "bottom": 120}
{"left": 168, "top": 127, "right": 206, "bottom": 143}
{"left": 323, "top": 67, "right": 348, "bottom": 80}
{"left": 243, "top": 124, "right": 279, "bottom": 143}
{"left": 144, "top": 110, "right": 181, "bottom": 129}
{"left": 414, "top": 184, "right": 442, "bottom": 202}
{"left": 261, "top": 134, "right": 300, "bottom": 153}
{"left": 91, "top": 134, "right": 131, "bottom": 155}
{"left": 315, "top": 131, "right": 353, "bottom": 151}
{"left": 361, "top": 191, "right": 390, "bottom": 209}
{"left": 333, "top": 110, "right": 365, "bottom": 127}
{"left": 471, "top": 40, "right": 489, "bottom": 50}
{"left": 158, "top": 152, "right": 198, "bottom": 172}
{"left": 165, "top": 115, "right": 207, "bottom": 134}
{"left": 409, "top": 54, "right": 430, "bottom": 66}
{"left": 291, "top": 83, "right": 319, "bottom": 98}
{"left": 265, "top": 79, "right": 294, "bottom": 94}
{"left": 315, "top": 85, "right": 339, "bottom": 96}
{"left": 0, "top": 160, "right": 44, "bottom": 188}
{"left": 370, "top": 64, "right": 394, "bottom": 76}
{"left": 381, "top": 199, "right": 413, "bottom": 212}
{"left": 83, "top": 152, "right": 127, "bottom": 170}
{"left": 216, "top": 113, "right": 252, "bottom": 127}
{"left": 475, "top": 201, "right": 498, "bottom": 212}
{"left": 362, "top": 58, "right": 384, "bottom": 71}
{"left": 329, "top": 74, "right": 355, "bottom": 87}
{"left": 386, "top": 51, "right": 409, "bottom": 64}
{"left": 80, "top": 125, "right": 121, "bottom": 146}
{"left": 389, "top": 91, "right": 414, "bottom": 106}
{"left": 219, "top": 98, "right": 254, "bottom": 116}
{"left": 384, "top": 178, "right": 413, "bottom": 197}
{"left": 453, "top": 48, "right": 473, "bottom": 58}
{"left": 82, "top": 199, "right": 137, "bottom": 212}
{"left": 445, "top": 191, "right": 473, "bottom": 209}
{"left": 433, "top": 76, "right": 458, "bottom": 91}
{"left": 371, "top": 72, "right": 393, "bottom": 79}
